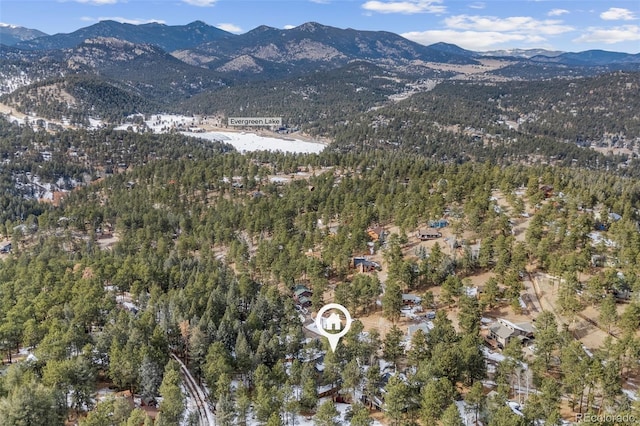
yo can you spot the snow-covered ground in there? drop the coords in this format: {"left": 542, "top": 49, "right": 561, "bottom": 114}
{"left": 244, "top": 398, "right": 384, "bottom": 426}
{"left": 182, "top": 131, "right": 326, "bottom": 154}
{"left": 115, "top": 114, "right": 199, "bottom": 133}
{"left": 88, "top": 118, "right": 105, "bottom": 130}
{"left": 113, "top": 113, "right": 327, "bottom": 154}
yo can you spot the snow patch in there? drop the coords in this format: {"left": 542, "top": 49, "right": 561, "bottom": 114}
{"left": 183, "top": 131, "right": 326, "bottom": 154}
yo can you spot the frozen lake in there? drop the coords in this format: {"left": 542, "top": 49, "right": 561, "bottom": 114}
{"left": 182, "top": 131, "right": 326, "bottom": 154}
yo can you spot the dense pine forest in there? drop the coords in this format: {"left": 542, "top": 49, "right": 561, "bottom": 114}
{"left": 2, "top": 13, "right": 640, "bottom": 424}
{"left": 0, "top": 107, "right": 639, "bottom": 424}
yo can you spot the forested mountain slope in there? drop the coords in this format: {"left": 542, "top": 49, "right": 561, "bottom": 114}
{"left": 0, "top": 132, "right": 639, "bottom": 423}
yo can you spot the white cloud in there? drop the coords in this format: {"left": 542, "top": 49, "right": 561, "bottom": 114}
{"left": 600, "top": 7, "right": 636, "bottom": 21}
{"left": 217, "top": 23, "right": 242, "bottom": 33}
{"left": 445, "top": 14, "right": 573, "bottom": 35}
{"left": 403, "top": 13, "right": 574, "bottom": 50}
{"left": 469, "top": 2, "right": 485, "bottom": 10}
{"left": 182, "top": 0, "right": 216, "bottom": 6}
{"left": 71, "top": 0, "right": 118, "bottom": 4}
{"left": 283, "top": 24, "right": 296, "bottom": 30}
{"left": 361, "top": 0, "right": 445, "bottom": 14}
{"left": 402, "top": 29, "right": 544, "bottom": 50}
{"left": 574, "top": 25, "right": 640, "bottom": 44}
{"left": 310, "top": 0, "right": 331, "bottom": 4}
{"left": 548, "top": 8, "right": 569, "bottom": 17}
{"left": 81, "top": 16, "right": 166, "bottom": 25}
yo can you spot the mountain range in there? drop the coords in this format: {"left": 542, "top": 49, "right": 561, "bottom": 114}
{"left": 1, "top": 19, "right": 639, "bottom": 125}
{"left": 0, "top": 23, "right": 47, "bottom": 46}
{"left": 10, "top": 20, "right": 231, "bottom": 52}
{"left": 3, "top": 20, "right": 638, "bottom": 67}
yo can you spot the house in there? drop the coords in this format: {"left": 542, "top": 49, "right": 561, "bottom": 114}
{"left": 293, "top": 285, "right": 312, "bottom": 307}
{"left": 402, "top": 294, "right": 422, "bottom": 306}
{"left": 488, "top": 323, "right": 514, "bottom": 349}
{"left": 352, "top": 257, "right": 381, "bottom": 272}
{"left": 367, "top": 227, "right": 387, "bottom": 243}
{"left": 416, "top": 228, "right": 442, "bottom": 240}
{"left": 298, "top": 296, "right": 312, "bottom": 308}
{"left": 608, "top": 212, "right": 622, "bottom": 222}
{"left": 293, "top": 284, "right": 312, "bottom": 298}
{"left": 469, "top": 241, "right": 481, "bottom": 260}
{"left": 488, "top": 318, "right": 535, "bottom": 349}
{"left": 591, "top": 254, "right": 606, "bottom": 268}
{"left": 407, "top": 322, "right": 433, "bottom": 339}
{"left": 594, "top": 222, "right": 609, "bottom": 231}
{"left": 539, "top": 185, "right": 554, "bottom": 198}
{"left": 428, "top": 219, "right": 449, "bottom": 229}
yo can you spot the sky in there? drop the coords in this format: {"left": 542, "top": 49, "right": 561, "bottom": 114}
{"left": 1, "top": 0, "right": 639, "bottom": 53}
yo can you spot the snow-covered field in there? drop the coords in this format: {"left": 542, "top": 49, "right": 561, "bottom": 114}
{"left": 182, "top": 131, "right": 326, "bottom": 154}
{"left": 115, "top": 114, "right": 199, "bottom": 133}
{"left": 114, "top": 114, "right": 327, "bottom": 154}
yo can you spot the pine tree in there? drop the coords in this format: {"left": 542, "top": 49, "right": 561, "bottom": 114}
{"left": 157, "top": 361, "right": 185, "bottom": 426}
{"left": 384, "top": 375, "right": 408, "bottom": 426}
{"left": 349, "top": 402, "right": 373, "bottom": 426}
{"left": 139, "top": 353, "right": 162, "bottom": 398}
{"left": 408, "top": 329, "right": 429, "bottom": 365}
{"left": 420, "top": 378, "right": 455, "bottom": 424}
{"left": 441, "top": 402, "right": 464, "bottom": 426}
{"left": 236, "top": 384, "right": 251, "bottom": 426}
{"left": 300, "top": 377, "right": 318, "bottom": 413}
{"left": 382, "top": 281, "right": 403, "bottom": 323}
{"left": 599, "top": 293, "right": 618, "bottom": 333}
{"left": 458, "top": 294, "right": 481, "bottom": 334}
{"left": 266, "top": 412, "right": 284, "bottom": 426}
{"left": 383, "top": 325, "right": 404, "bottom": 370}
{"left": 341, "top": 358, "right": 361, "bottom": 402}
{"left": 315, "top": 400, "right": 340, "bottom": 426}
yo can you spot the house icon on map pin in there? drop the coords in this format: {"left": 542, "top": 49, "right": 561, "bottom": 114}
{"left": 325, "top": 312, "right": 342, "bottom": 331}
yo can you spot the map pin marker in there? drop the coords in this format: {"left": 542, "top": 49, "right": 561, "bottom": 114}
{"left": 315, "top": 303, "right": 352, "bottom": 353}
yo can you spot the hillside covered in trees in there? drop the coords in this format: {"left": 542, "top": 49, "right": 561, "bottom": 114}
{"left": 0, "top": 117, "right": 639, "bottom": 424}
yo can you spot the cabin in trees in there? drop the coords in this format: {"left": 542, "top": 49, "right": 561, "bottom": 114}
{"left": 488, "top": 318, "right": 535, "bottom": 349}
{"left": 416, "top": 228, "right": 442, "bottom": 240}
{"left": 402, "top": 293, "right": 422, "bottom": 306}
{"left": 428, "top": 219, "right": 449, "bottom": 229}
{"left": 608, "top": 212, "right": 622, "bottom": 222}
{"left": 407, "top": 322, "right": 433, "bottom": 340}
{"left": 367, "top": 226, "right": 387, "bottom": 243}
{"left": 539, "top": 185, "right": 554, "bottom": 198}
{"left": 352, "top": 257, "right": 381, "bottom": 272}
{"left": 591, "top": 254, "right": 606, "bottom": 268}
{"left": 293, "top": 284, "right": 312, "bottom": 307}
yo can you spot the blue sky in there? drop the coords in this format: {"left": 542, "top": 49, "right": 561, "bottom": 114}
{"left": 2, "top": 0, "right": 639, "bottom": 52}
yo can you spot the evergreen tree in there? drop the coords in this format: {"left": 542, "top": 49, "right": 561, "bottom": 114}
{"left": 420, "top": 378, "right": 455, "bottom": 424}
{"left": 156, "top": 361, "right": 185, "bottom": 426}
{"left": 349, "top": 402, "right": 373, "bottom": 426}
{"left": 315, "top": 400, "right": 340, "bottom": 426}
{"left": 139, "top": 353, "right": 162, "bottom": 398}
{"left": 382, "top": 281, "right": 403, "bottom": 323}
{"left": 599, "top": 293, "right": 618, "bottom": 333}
{"left": 300, "top": 377, "right": 318, "bottom": 413}
{"left": 464, "top": 381, "right": 485, "bottom": 425}
{"left": 383, "top": 325, "right": 404, "bottom": 370}
{"left": 384, "top": 375, "right": 408, "bottom": 426}
{"left": 441, "top": 402, "right": 465, "bottom": 426}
